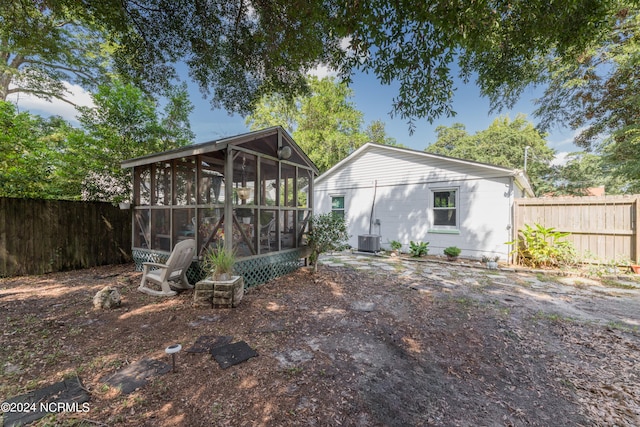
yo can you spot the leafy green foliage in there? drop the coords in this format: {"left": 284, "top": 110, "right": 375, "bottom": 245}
{"left": 0, "top": 79, "right": 193, "bottom": 201}
{"left": 0, "top": 101, "right": 75, "bottom": 198}
{"left": 0, "top": 1, "right": 111, "bottom": 103}
{"left": 425, "top": 115, "right": 555, "bottom": 194}
{"left": 365, "top": 120, "right": 399, "bottom": 146}
{"left": 409, "top": 241, "right": 429, "bottom": 258}
{"left": 550, "top": 152, "right": 626, "bottom": 195}
{"left": 203, "top": 243, "right": 236, "bottom": 280}
{"left": 71, "top": 79, "right": 193, "bottom": 201}
{"left": 6, "top": 0, "right": 616, "bottom": 129}
{"left": 307, "top": 213, "right": 350, "bottom": 273}
{"left": 507, "top": 224, "right": 577, "bottom": 268}
{"left": 247, "top": 76, "right": 372, "bottom": 173}
{"left": 534, "top": 6, "right": 639, "bottom": 192}
{"left": 389, "top": 240, "right": 402, "bottom": 251}
{"left": 444, "top": 246, "right": 461, "bottom": 258}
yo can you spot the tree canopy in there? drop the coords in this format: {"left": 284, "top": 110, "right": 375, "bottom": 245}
{"left": 551, "top": 152, "right": 627, "bottom": 195}
{"left": 0, "top": 1, "right": 111, "bottom": 104}
{"left": 6, "top": 0, "right": 619, "bottom": 129}
{"left": 533, "top": 5, "right": 639, "bottom": 192}
{"left": 0, "top": 101, "right": 74, "bottom": 198}
{"left": 425, "top": 115, "right": 555, "bottom": 194}
{"left": 247, "top": 76, "right": 390, "bottom": 172}
{"left": 0, "top": 80, "right": 194, "bottom": 201}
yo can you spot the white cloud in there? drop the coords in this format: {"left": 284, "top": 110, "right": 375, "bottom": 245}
{"left": 551, "top": 151, "right": 571, "bottom": 166}
{"left": 7, "top": 82, "right": 94, "bottom": 124}
{"left": 306, "top": 37, "right": 355, "bottom": 79}
{"left": 307, "top": 64, "right": 339, "bottom": 79}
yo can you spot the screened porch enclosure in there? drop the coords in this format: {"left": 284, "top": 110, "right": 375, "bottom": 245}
{"left": 122, "top": 127, "right": 317, "bottom": 285}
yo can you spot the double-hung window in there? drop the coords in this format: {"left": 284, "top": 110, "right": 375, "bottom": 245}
{"left": 331, "top": 195, "right": 345, "bottom": 218}
{"left": 432, "top": 189, "right": 458, "bottom": 229}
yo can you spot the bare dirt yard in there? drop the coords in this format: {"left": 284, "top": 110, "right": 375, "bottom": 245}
{"left": 2, "top": 254, "right": 640, "bottom": 426}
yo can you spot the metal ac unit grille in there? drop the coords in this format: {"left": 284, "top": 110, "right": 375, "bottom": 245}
{"left": 358, "top": 234, "right": 381, "bottom": 252}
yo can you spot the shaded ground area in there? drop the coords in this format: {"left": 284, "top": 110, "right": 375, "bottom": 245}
{"left": 1, "top": 254, "right": 640, "bottom": 426}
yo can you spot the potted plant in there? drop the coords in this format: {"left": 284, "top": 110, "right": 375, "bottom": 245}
{"left": 482, "top": 255, "right": 500, "bottom": 270}
{"left": 113, "top": 195, "right": 131, "bottom": 210}
{"left": 389, "top": 240, "right": 402, "bottom": 256}
{"left": 193, "top": 244, "right": 244, "bottom": 308}
{"left": 444, "top": 246, "right": 461, "bottom": 261}
{"left": 236, "top": 207, "right": 252, "bottom": 224}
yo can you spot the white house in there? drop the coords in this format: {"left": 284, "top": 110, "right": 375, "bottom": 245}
{"left": 313, "top": 143, "right": 534, "bottom": 260}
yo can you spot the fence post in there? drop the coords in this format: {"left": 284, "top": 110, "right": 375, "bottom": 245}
{"left": 635, "top": 196, "right": 640, "bottom": 264}
{"left": 511, "top": 199, "right": 520, "bottom": 265}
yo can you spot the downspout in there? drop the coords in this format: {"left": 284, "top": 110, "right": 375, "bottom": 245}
{"left": 369, "top": 180, "right": 377, "bottom": 234}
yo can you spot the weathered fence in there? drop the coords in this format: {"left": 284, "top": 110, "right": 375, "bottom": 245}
{"left": 0, "top": 198, "right": 131, "bottom": 277}
{"left": 514, "top": 195, "right": 640, "bottom": 264}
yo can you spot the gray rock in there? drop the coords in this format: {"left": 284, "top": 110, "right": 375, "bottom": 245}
{"left": 93, "top": 286, "right": 121, "bottom": 309}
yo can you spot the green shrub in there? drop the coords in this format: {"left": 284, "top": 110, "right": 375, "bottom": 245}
{"left": 409, "top": 241, "right": 429, "bottom": 257}
{"left": 308, "top": 213, "right": 350, "bottom": 273}
{"left": 444, "top": 246, "right": 461, "bottom": 258}
{"left": 390, "top": 240, "right": 402, "bottom": 251}
{"left": 507, "top": 223, "right": 577, "bottom": 268}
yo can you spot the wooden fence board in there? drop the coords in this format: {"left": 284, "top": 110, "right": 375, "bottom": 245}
{"left": 514, "top": 195, "right": 640, "bottom": 264}
{"left": 0, "top": 198, "right": 132, "bottom": 277}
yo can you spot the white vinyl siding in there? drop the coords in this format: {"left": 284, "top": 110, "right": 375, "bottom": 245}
{"left": 314, "top": 144, "right": 522, "bottom": 260}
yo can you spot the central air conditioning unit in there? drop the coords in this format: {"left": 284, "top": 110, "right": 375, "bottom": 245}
{"left": 358, "top": 234, "right": 381, "bottom": 252}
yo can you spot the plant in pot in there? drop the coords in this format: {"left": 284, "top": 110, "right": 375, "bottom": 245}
{"left": 444, "top": 246, "right": 461, "bottom": 261}
{"left": 389, "top": 240, "right": 402, "bottom": 256}
{"left": 481, "top": 255, "right": 500, "bottom": 270}
{"left": 194, "top": 244, "right": 244, "bottom": 308}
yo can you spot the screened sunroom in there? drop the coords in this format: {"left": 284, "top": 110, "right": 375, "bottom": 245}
{"left": 121, "top": 127, "right": 318, "bottom": 286}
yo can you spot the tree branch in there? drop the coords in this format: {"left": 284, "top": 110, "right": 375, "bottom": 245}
{"left": 20, "top": 59, "right": 95, "bottom": 81}
{"left": 8, "top": 87, "right": 78, "bottom": 107}
{"left": 9, "top": 54, "right": 25, "bottom": 69}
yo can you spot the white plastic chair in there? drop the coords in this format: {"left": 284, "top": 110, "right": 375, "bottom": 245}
{"left": 259, "top": 218, "right": 276, "bottom": 251}
{"left": 138, "top": 239, "right": 196, "bottom": 296}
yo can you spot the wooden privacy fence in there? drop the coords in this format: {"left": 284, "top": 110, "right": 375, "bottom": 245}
{"left": 514, "top": 195, "right": 640, "bottom": 264}
{"left": 0, "top": 198, "right": 132, "bottom": 277}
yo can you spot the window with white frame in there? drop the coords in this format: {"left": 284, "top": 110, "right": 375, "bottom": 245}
{"left": 432, "top": 189, "right": 458, "bottom": 228}
{"left": 331, "top": 195, "right": 345, "bottom": 218}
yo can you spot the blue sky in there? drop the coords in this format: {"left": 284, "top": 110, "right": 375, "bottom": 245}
{"left": 185, "top": 69, "right": 579, "bottom": 163}
{"left": 10, "top": 67, "right": 579, "bottom": 163}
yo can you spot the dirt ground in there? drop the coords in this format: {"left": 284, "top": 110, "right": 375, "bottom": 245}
{"left": 2, "top": 254, "right": 640, "bottom": 426}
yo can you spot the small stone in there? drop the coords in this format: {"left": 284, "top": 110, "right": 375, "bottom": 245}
{"left": 4, "top": 362, "right": 22, "bottom": 375}
{"left": 351, "top": 302, "right": 376, "bottom": 312}
{"left": 93, "top": 286, "right": 122, "bottom": 309}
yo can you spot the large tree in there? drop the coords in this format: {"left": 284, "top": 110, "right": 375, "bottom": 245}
{"left": 551, "top": 152, "right": 627, "bottom": 195}
{"left": 0, "top": 101, "right": 74, "bottom": 198}
{"left": 365, "top": 120, "right": 399, "bottom": 146}
{"left": 0, "top": 81, "right": 194, "bottom": 201}
{"left": 533, "top": 6, "right": 639, "bottom": 190}
{"left": 0, "top": 1, "right": 110, "bottom": 104}
{"left": 70, "top": 80, "right": 194, "bottom": 202}
{"left": 247, "top": 76, "right": 369, "bottom": 172}
{"left": 425, "top": 115, "right": 556, "bottom": 194}
{"left": 12, "top": 0, "right": 618, "bottom": 128}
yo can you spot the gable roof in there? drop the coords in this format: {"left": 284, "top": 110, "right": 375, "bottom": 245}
{"left": 121, "top": 126, "right": 319, "bottom": 174}
{"left": 315, "top": 142, "right": 534, "bottom": 197}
